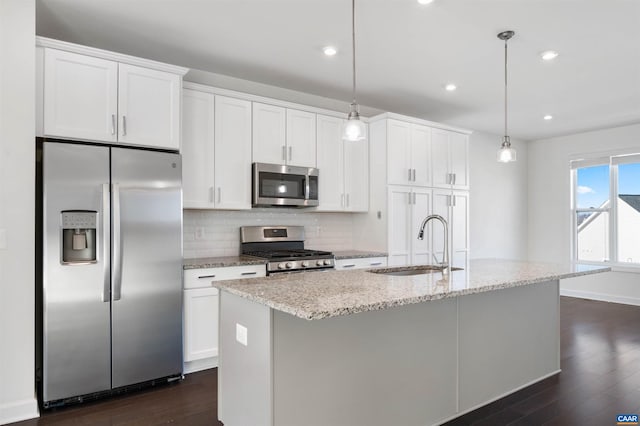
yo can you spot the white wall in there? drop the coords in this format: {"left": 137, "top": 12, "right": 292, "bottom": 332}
{"left": 528, "top": 123, "right": 640, "bottom": 305}
{"left": 469, "top": 131, "right": 528, "bottom": 260}
{"left": 0, "top": 0, "right": 38, "bottom": 424}
{"left": 184, "top": 210, "right": 355, "bottom": 258}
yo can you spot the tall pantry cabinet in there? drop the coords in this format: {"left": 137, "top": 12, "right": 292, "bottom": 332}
{"left": 355, "top": 113, "right": 471, "bottom": 268}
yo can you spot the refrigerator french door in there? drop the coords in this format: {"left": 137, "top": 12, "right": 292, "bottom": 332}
{"left": 42, "top": 142, "right": 183, "bottom": 406}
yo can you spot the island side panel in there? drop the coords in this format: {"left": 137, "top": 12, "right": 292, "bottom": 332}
{"left": 272, "top": 298, "right": 458, "bottom": 426}
{"left": 457, "top": 280, "right": 560, "bottom": 412}
{"left": 218, "top": 291, "right": 272, "bottom": 426}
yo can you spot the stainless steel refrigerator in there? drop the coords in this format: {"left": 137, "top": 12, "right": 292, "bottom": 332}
{"left": 40, "top": 141, "right": 183, "bottom": 407}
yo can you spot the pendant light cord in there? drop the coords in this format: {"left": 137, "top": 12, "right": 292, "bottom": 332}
{"left": 504, "top": 38, "right": 508, "bottom": 137}
{"left": 352, "top": 0, "right": 357, "bottom": 105}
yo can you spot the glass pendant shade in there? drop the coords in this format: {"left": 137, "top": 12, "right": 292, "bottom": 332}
{"left": 343, "top": 104, "right": 366, "bottom": 141}
{"left": 497, "top": 136, "right": 517, "bottom": 162}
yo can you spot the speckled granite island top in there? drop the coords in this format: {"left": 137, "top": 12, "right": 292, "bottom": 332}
{"left": 183, "top": 255, "right": 266, "bottom": 269}
{"left": 213, "top": 259, "right": 609, "bottom": 320}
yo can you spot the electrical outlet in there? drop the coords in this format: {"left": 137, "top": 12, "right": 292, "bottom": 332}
{"left": 195, "top": 227, "right": 205, "bottom": 240}
{"left": 236, "top": 323, "right": 248, "bottom": 346}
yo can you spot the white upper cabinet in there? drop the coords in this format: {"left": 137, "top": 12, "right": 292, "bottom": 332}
{"left": 182, "top": 89, "right": 215, "bottom": 208}
{"left": 431, "top": 128, "right": 469, "bottom": 190}
{"left": 214, "top": 96, "right": 252, "bottom": 210}
{"left": 252, "top": 104, "right": 316, "bottom": 167}
{"left": 286, "top": 109, "right": 316, "bottom": 167}
{"left": 117, "top": 63, "right": 181, "bottom": 150}
{"left": 38, "top": 39, "right": 187, "bottom": 150}
{"left": 252, "top": 102, "right": 286, "bottom": 164}
{"left": 386, "top": 119, "right": 431, "bottom": 187}
{"left": 43, "top": 49, "right": 118, "bottom": 143}
{"left": 316, "top": 114, "right": 368, "bottom": 212}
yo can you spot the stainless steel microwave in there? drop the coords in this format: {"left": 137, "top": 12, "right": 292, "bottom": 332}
{"left": 252, "top": 163, "right": 319, "bottom": 207}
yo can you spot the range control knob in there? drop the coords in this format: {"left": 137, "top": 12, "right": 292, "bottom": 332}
{"left": 323, "top": 259, "right": 332, "bottom": 266}
{"left": 285, "top": 262, "right": 294, "bottom": 269}
{"left": 301, "top": 261, "right": 309, "bottom": 267}
{"left": 277, "top": 263, "right": 286, "bottom": 270}
{"left": 316, "top": 260, "right": 324, "bottom": 266}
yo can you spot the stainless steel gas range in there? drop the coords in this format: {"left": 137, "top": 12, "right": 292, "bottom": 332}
{"left": 240, "top": 226, "right": 335, "bottom": 274}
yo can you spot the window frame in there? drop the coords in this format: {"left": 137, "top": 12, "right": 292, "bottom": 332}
{"left": 570, "top": 152, "right": 640, "bottom": 270}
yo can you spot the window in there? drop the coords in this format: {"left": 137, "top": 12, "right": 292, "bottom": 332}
{"left": 572, "top": 154, "right": 640, "bottom": 266}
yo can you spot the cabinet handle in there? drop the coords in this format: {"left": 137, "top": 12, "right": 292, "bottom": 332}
{"left": 452, "top": 173, "right": 456, "bottom": 185}
{"left": 282, "top": 146, "right": 286, "bottom": 161}
{"left": 111, "top": 114, "right": 116, "bottom": 136}
{"left": 342, "top": 264, "right": 356, "bottom": 268}
{"left": 413, "top": 192, "right": 417, "bottom": 205}
{"left": 241, "top": 271, "right": 257, "bottom": 276}
{"left": 288, "top": 146, "right": 292, "bottom": 161}
{"left": 209, "top": 187, "right": 214, "bottom": 203}
{"left": 451, "top": 195, "right": 456, "bottom": 206}
{"left": 217, "top": 187, "right": 221, "bottom": 203}
{"left": 370, "top": 262, "right": 382, "bottom": 266}
{"left": 346, "top": 194, "right": 350, "bottom": 207}
{"left": 122, "top": 116, "right": 127, "bottom": 136}
{"left": 408, "top": 169, "right": 412, "bottom": 181}
{"left": 412, "top": 169, "right": 416, "bottom": 181}
{"left": 341, "top": 193, "right": 345, "bottom": 208}
{"left": 198, "top": 274, "right": 216, "bottom": 279}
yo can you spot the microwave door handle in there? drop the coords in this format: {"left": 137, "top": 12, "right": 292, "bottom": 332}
{"left": 305, "top": 174, "right": 310, "bottom": 201}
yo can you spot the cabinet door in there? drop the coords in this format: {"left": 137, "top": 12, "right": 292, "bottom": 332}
{"left": 252, "top": 102, "right": 286, "bottom": 165}
{"left": 43, "top": 48, "right": 118, "bottom": 142}
{"left": 316, "top": 115, "right": 345, "bottom": 211}
{"left": 450, "top": 191, "right": 469, "bottom": 268}
{"left": 286, "top": 109, "right": 316, "bottom": 167}
{"left": 214, "top": 96, "right": 252, "bottom": 210}
{"left": 387, "top": 120, "right": 412, "bottom": 185}
{"left": 411, "top": 188, "right": 432, "bottom": 265}
{"left": 450, "top": 132, "right": 469, "bottom": 189}
{"left": 184, "top": 287, "right": 219, "bottom": 362}
{"left": 387, "top": 186, "right": 413, "bottom": 266}
{"left": 411, "top": 125, "right": 431, "bottom": 187}
{"left": 118, "top": 63, "right": 181, "bottom": 150}
{"left": 431, "top": 128, "right": 450, "bottom": 188}
{"left": 432, "top": 190, "right": 451, "bottom": 265}
{"left": 182, "top": 89, "right": 215, "bottom": 208}
{"left": 344, "top": 135, "right": 369, "bottom": 212}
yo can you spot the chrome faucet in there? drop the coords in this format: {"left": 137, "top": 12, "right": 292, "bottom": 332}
{"left": 417, "top": 214, "right": 450, "bottom": 276}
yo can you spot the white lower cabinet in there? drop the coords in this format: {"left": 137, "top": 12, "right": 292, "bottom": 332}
{"left": 183, "top": 264, "right": 265, "bottom": 373}
{"left": 433, "top": 189, "right": 469, "bottom": 269}
{"left": 387, "top": 186, "right": 432, "bottom": 266}
{"left": 335, "top": 257, "right": 387, "bottom": 270}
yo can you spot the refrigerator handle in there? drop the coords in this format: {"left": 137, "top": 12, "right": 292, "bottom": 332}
{"left": 112, "top": 183, "right": 123, "bottom": 301}
{"left": 102, "top": 183, "right": 111, "bottom": 302}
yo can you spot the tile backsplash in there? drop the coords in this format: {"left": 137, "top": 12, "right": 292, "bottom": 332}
{"left": 183, "top": 209, "right": 356, "bottom": 259}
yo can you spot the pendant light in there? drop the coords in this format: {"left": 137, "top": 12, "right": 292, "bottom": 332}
{"left": 497, "top": 30, "right": 516, "bottom": 163}
{"left": 343, "top": 0, "right": 366, "bottom": 141}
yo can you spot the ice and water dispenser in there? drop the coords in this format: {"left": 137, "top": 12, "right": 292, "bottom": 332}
{"left": 61, "top": 210, "right": 97, "bottom": 264}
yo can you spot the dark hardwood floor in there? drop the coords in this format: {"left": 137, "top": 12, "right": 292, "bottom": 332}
{"left": 13, "top": 297, "right": 640, "bottom": 426}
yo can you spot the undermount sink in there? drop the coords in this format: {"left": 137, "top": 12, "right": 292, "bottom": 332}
{"left": 368, "top": 265, "right": 463, "bottom": 276}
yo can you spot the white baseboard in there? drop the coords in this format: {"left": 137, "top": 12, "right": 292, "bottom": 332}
{"left": 560, "top": 289, "right": 640, "bottom": 306}
{"left": 183, "top": 357, "right": 218, "bottom": 374}
{"left": 0, "top": 397, "right": 39, "bottom": 425}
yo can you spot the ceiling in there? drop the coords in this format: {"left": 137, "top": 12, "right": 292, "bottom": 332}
{"left": 36, "top": 0, "right": 640, "bottom": 141}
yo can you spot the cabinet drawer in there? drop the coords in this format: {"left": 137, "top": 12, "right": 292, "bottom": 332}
{"left": 335, "top": 257, "right": 387, "bottom": 270}
{"left": 183, "top": 264, "right": 266, "bottom": 289}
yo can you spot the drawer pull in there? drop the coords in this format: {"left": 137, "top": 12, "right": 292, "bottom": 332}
{"left": 343, "top": 264, "right": 356, "bottom": 268}
{"left": 241, "top": 271, "right": 258, "bottom": 276}
{"left": 198, "top": 274, "right": 216, "bottom": 279}
{"left": 370, "top": 262, "right": 383, "bottom": 266}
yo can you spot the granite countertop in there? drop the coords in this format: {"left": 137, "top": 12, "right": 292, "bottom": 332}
{"left": 183, "top": 255, "right": 266, "bottom": 269}
{"left": 333, "top": 250, "right": 388, "bottom": 260}
{"left": 213, "top": 259, "right": 610, "bottom": 320}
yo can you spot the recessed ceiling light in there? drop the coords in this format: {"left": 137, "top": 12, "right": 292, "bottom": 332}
{"left": 541, "top": 50, "right": 559, "bottom": 61}
{"left": 543, "top": 115, "right": 553, "bottom": 120}
{"left": 417, "top": 0, "right": 434, "bottom": 4}
{"left": 323, "top": 46, "right": 337, "bottom": 56}
{"left": 445, "top": 83, "right": 457, "bottom": 91}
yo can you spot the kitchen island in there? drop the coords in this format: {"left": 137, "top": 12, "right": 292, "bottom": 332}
{"left": 214, "top": 260, "right": 608, "bottom": 426}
